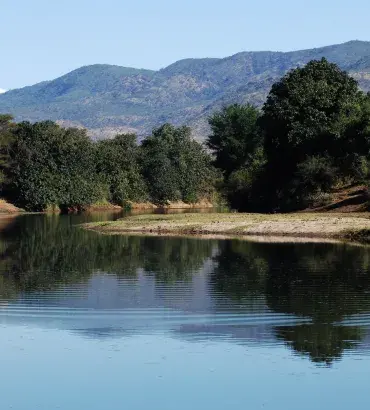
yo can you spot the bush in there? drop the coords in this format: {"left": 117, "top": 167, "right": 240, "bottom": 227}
{"left": 349, "top": 155, "right": 370, "bottom": 182}
{"left": 295, "top": 156, "right": 338, "bottom": 193}
{"left": 275, "top": 156, "right": 338, "bottom": 211}
{"left": 302, "top": 190, "right": 333, "bottom": 209}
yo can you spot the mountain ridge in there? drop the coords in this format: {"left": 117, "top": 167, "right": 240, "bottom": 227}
{"left": 2, "top": 40, "right": 370, "bottom": 140}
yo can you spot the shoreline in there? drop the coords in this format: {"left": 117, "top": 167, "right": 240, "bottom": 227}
{"left": 82, "top": 212, "right": 370, "bottom": 243}
{"left": 83, "top": 229, "right": 350, "bottom": 245}
{"left": 0, "top": 198, "right": 215, "bottom": 215}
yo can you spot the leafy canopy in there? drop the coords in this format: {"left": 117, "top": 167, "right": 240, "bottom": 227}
{"left": 141, "top": 124, "right": 217, "bottom": 205}
{"left": 6, "top": 121, "right": 103, "bottom": 211}
{"left": 261, "top": 58, "right": 365, "bottom": 170}
{"left": 96, "top": 134, "right": 148, "bottom": 205}
{"left": 207, "top": 104, "right": 261, "bottom": 177}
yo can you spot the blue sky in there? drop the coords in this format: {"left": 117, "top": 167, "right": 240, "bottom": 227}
{"left": 1, "top": 0, "right": 370, "bottom": 89}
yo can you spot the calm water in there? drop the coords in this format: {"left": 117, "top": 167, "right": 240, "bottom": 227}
{"left": 1, "top": 213, "right": 370, "bottom": 409}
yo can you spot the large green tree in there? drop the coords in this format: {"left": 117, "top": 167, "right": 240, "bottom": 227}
{"left": 207, "top": 104, "right": 261, "bottom": 177}
{"left": 260, "top": 58, "right": 366, "bottom": 175}
{"left": 141, "top": 124, "right": 217, "bottom": 204}
{"left": 6, "top": 121, "right": 103, "bottom": 211}
{"left": 96, "top": 134, "right": 148, "bottom": 205}
{"left": 256, "top": 58, "right": 370, "bottom": 210}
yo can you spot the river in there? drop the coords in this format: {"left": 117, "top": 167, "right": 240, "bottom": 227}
{"left": 0, "top": 212, "right": 369, "bottom": 409}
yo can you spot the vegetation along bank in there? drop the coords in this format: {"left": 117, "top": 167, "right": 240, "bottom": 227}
{"left": 2, "top": 58, "right": 370, "bottom": 215}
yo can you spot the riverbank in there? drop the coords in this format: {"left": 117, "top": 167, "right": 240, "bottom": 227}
{"left": 0, "top": 197, "right": 215, "bottom": 214}
{"left": 82, "top": 212, "right": 370, "bottom": 242}
{"left": 0, "top": 199, "right": 23, "bottom": 214}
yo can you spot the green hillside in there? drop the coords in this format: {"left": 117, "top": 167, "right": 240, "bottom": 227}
{"left": 2, "top": 40, "right": 370, "bottom": 140}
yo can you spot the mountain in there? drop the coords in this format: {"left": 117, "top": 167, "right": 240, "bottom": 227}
{"left": 2, "top": 40, "right": 370, "bottom": 140}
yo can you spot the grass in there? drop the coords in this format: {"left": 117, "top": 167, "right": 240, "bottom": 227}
{"left": 82, "top": 212, "right": 370, "bottom": 242}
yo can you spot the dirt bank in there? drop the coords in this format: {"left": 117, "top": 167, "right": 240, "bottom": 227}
{"left": 82, "top": 212, "right": 370, "bottom": 242}
{"left": 0, "top": 199, "right": 23, "bottom": 214}
{"left": 128, "top": 200, "right": 214, "bottom": 210}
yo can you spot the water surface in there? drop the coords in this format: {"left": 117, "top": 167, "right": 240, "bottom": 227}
{"left": 0, "top": 213, "right": 370, "bottom": 409}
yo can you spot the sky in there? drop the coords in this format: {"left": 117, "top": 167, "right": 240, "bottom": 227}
{"left": 1, "top": 0, "right": 370, "bottom": 90}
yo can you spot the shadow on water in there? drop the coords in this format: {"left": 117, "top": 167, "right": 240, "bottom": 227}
{"left": 1, "top": 213, "right": 370, "bottom": 364}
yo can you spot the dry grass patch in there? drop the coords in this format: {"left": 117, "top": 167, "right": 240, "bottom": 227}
{"left": 83, "top": 212, "right": 370, "bottom": 242}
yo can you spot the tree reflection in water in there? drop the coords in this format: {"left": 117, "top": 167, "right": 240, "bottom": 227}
{"left": 1, "top": 214, "right": 370, "bottom": 364}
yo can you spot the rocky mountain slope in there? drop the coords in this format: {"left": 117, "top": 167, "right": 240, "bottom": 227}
{"left": 2, "top": 40, "right": 370, "bottom": 140}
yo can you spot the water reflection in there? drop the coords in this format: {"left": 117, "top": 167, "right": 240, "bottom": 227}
{"left": 275, "top": 325, "right": 365, "bottom": 365}
{"left": 1, "top": 214, "right": 370, "bottom": 365}
{"left": 0, "top": 214, "right": 216, "bottom": 293}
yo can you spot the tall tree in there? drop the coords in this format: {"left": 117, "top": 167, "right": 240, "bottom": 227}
{"left": 141, "top": 124, "right": 216, "bottom": 204}
{"left": 207, "top": 104, "right": 261, "bottom": 177}
{"left": 96, "top": 134, "right": 148, "bottom": 205}
{"left": 260, "top": 58, "right": 364, "bottom": 176}
{"left": 6, "top": 121, "right": 102, "bottom": 211}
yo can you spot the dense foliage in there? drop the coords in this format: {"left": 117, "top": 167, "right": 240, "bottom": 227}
{"left": 0, "top": 114, "right": 14, "bottom": 185}
{"left": 207, "top": 58, "right": 370, "bottom": 211}
{"left": 142, "top": 124, "right": 217, "bottom": 204}
{"left": 5, "top": 121, "right": 104, "bottom": 211}
{"left": 207, "top": 104, "right": 261, "bottom": 177}
{"left": 96, "top": 134, "right": 148, "bottom": 205}
{"left": 261, "top": 59, "right": 367, "bottom": 179}
{"left": 0, "top": 121, "right": 216, "bottom": 211}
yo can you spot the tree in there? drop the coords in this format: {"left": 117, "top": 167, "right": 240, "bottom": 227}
{"left": 141, "top": 124, "right": 217, "bottom": 205}
{"left": 260, "top": 58, "right": 364, "bottom": 177}
{"left": 336, "top": 92, "right": 370, "bottom": 179}
{"left": 6, "top": 121, "right": 102, "bottom": 211}
{"left": 207, "top": 104, "right": 261, "bottom": 177}
{"left": 96, "top": 134, "right": 148, "bottom": 205}
{"left": 55, "top": 126, "right": 104, "bottom": 211}
{"left": 0, "top": 114, "right": 14, "bottom": 188}
{"left": 225, "top": 147, "right": 267, "bottom": 211}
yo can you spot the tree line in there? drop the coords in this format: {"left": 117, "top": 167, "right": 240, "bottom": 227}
{"left": 1, "top": 57, "right": 370, "bottom": 212}
{"left": 0, "top": 120, "right": 217, "bottom": 211}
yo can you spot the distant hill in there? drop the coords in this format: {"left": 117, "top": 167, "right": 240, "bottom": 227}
{"left": 2, "top": 40, "right": 370, "bottom": 140}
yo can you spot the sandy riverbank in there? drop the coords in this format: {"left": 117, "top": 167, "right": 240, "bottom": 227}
{"left": 0, "top": 199, "right": 23, "bottom": 214}
{"left": 82, "top": 212, "right": 370, "bottom": 242}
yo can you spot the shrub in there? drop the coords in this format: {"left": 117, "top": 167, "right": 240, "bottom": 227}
{"left": 295, "top": 156, "right": 338, "bottom": 193}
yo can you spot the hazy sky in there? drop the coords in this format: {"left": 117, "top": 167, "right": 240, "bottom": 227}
{"left": 1, "top": 0, "right": 370, "bottom": 89}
